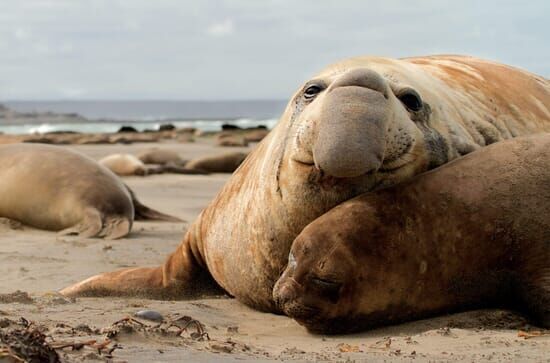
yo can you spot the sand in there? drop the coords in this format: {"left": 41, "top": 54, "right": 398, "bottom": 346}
{"left": 0, "top": 140, "right": 548, "bottom": 362}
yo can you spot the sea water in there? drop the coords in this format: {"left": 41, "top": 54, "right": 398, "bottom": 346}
{"left": 1, "top": 100, "right": 285, "bottom": 134}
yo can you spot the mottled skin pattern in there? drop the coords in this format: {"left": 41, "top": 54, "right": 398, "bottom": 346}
{"left": 274, "top": 135, "right": 550, "bottom": 333}
{"left": 0, "top": 144, "right": 180, "bottom": 239}
{"left": 62, "top": 55, "right": 550, "bottom": 312}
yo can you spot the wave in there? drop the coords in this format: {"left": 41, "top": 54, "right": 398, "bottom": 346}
{"left": 0, "top": 118, "right": 279, "bottom": 135}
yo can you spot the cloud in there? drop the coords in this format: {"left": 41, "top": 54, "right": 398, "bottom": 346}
{"left": 0, "top": 0, "right": 547, "bottom": 100}
{"left": 13, "top": 27, "right": 31, "bottom": 40}
{"left": 206, "top": 19, "right": 234, "bottom": 37}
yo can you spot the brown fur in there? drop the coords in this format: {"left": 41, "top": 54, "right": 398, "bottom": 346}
{"left": 62, "top": 56, "right": 550, "bottom": 313}
{"left": 274, "top": 135, "right": 550, "bottom": 333}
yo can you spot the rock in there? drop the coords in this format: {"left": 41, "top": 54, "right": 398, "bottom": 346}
{"left": 158, "top": 123, "right": 175, "bottom": 131}
{"left": 117, "top": 126, "right": 138, "bottom": 133}
{"left": 221, "top": 124, "right": 241, "bottom": 130}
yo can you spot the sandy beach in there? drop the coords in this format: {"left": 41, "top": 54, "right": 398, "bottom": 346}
{"left": 1, "top": 139, "right": 549, "bottom": 362}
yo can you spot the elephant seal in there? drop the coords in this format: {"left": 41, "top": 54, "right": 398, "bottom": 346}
{"left": 216, "top": 134, "right": 249, "bottom": 147}
{"left": 185, "top": 152, "right": 248, "bottom": 173}
{"left": 0, "top": 144, "right": 181, "bottom": 239}
{"left": 62, "top": 55, "right": 550, "bottom": 312}
{"left": 274, "top": 135, "right": 550, "bottom": 333}
{"left": 99, "top": 154, "right": 148, "bottom": 176}
{"left": 137, "top": 148, "right": 186, "bottom": 166}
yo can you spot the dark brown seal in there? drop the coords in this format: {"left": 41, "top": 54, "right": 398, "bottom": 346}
{"left": 274, "top": 134, "right": 550, "bottom": 333}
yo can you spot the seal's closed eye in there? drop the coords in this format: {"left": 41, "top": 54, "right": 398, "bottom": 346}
{"left": 310, "top": 276, "right": 342, "bottom": 303}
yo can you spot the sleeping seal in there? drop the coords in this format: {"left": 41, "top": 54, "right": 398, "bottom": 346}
{"left": 0, "top": 144, "right": 181, "bottom": 239}
{"left": 274, "top": 135, "right": 550, "bottom": 333}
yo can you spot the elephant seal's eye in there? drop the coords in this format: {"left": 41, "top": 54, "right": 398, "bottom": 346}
{"left": 310, "top": 276, "right": 342, "bottom": 303}
{"left": 397, "top": 88, "right": 423, "bottom": 112}
{"left": 303, "top": 84, "right": 323, "bottom": 99}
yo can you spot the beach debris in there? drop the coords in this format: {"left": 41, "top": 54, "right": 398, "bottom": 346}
{"left": 0, "top": 291, "right": 34, "bottom": 304}
{"left": 209, "top": 342, "right": 234, "bottom": 353}
{"left": 337, "top": 343, "right": 361, "bottom": 352}
{"left": 517, "top": 330, "right": 550, "bottom": 339}
{"left": 102, "top": 315, "right": 210, "bottom": 341}
{"left": 368, "top": 337, "right": 392, "bottom": 350}
{"left": 0, "top": 317, "right": 120, "bottom": 361}
{"left": 134, "top": 310, "right": 164, "bottom": 322}
{"left": 0, "top": 325, "right": 60, "bottom": 363}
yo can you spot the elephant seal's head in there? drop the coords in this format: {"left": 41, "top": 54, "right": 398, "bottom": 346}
{"left": 275, "top": 59, "right": 446, "bottom": 203}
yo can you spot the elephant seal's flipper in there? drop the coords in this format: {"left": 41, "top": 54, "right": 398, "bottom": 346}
{"left": 125, "top": 185, "right": 183, "bottom": 222}
{"left": 57, "top": 208, "right": 103, "bottom": 238}
{"left": 61, "top": 235, "right": 222, "bottom": 298}
{"left": 98, "top": 218, "right": 132, "bottom": 240}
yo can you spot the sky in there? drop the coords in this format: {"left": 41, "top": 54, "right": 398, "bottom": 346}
{"left": 0, "top": 0, "right": 548, "bottom": 100}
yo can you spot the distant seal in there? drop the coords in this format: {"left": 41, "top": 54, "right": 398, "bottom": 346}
{"left": 137, "top": 148, "right": 186, "bottom": 166}
{"left": 62, "top": 55, "right": 549, "bottom": 313}
{"left": 274, "top": 135, "right": 550, "bottom": 333}
{"left": 216, "top": 134, "right": 248, "bottom": 147}
{"left": 99, "top": 154, "right": 148, "bottom": 176}
{"left": 0, "top": 144, "right": 181, "bottom": 239}
{"left": 185, "top": 152, "right": 248, "bottom": 173}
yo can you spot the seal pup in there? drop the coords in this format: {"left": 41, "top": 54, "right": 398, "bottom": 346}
{"left": 0, "top": 144, "right": 181, "bottom": 239}
{"left": 62, "top": 55, "right": 550, "bottom": 312}
{"left": 274, "top": 135, "right": 550, "bottom": 333}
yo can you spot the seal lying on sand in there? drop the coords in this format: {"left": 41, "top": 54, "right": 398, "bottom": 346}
{"left": 185, "top": 152, "right": 248, "bottom": 173}
{"left": 100, "top": 153, "right": 207, "bottom": 176}
{"left": 62, "top": 55, "right": 550, "bottom": 312}
{"left": 274, "top": 135, "right": 550, "bottom": 333}
{"left": 137, "top": 148, "right": 186, "bottom": 166}
{"left": 0, "top": 144, "right": 181, "bottom": 239}
{"left": 99, "top": 154, "right": 148, "bottom": 176}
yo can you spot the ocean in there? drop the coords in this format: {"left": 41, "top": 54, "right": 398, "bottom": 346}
{"left": 1, "top": 100, "right": 286, "bottom": 134}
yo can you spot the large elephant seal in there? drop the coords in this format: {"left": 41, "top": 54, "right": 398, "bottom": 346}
{"left": 62, "top": 55, "right": 550, "bottom": 312}
{"left": 274, "top": 135, "right": 550, "bottom": 333}
{"left": 0, "top": 144, "right": 181, "bottom": 239}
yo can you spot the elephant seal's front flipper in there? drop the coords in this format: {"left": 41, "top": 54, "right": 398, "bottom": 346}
{"left": 61, "top": 227, "right": 222, "bottom": 298}
{"left": 98, "top": 218, "right": 132, "bottom": 240}
{"left": 57, "top": 208, "right": 103, "bottom": 238}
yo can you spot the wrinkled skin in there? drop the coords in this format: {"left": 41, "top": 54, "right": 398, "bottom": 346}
{"left": 274, "top": 135, "right": 550, "bottom": 333}
{"left": 62, "top": 55, "right": 550, "bottom": 312}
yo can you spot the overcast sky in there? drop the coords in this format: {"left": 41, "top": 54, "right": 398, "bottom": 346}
{"left": 0, "top": 0, "right": 548, "bottom": 100}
